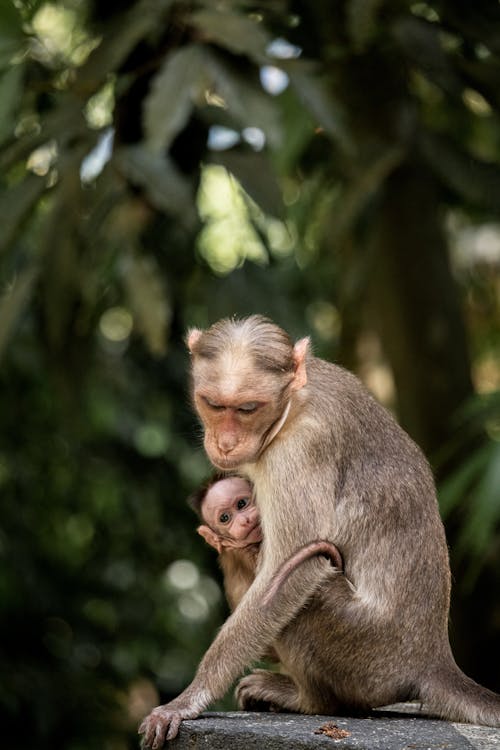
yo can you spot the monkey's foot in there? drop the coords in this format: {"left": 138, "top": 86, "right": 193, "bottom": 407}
{"left": 236, "top": 669, "right": 301, "bottom": 713}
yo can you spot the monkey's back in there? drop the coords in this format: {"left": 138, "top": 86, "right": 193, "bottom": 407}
{"left": 305, "top": 356, "right": 450, "bottom": 610}
{"left": 257, "top": 356, "right": 453, "bottom": 709}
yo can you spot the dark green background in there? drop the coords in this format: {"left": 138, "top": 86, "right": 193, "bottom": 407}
{"left": 0, "top": 1, "right": 499, "bottom": 748}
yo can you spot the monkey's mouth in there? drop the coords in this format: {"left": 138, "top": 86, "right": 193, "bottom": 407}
{"left": 211, "top": 454, "right": 245, "bottom": 470}
{"left": 245, "top": 523, "right": 262, "bottom": 543}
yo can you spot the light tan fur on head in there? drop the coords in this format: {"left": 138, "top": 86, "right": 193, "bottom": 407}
{"left": 187, "top": 316, "right": 310, "bottom": 469}
{"left": 187, "top": 315, "right": 308, "bottom": 371}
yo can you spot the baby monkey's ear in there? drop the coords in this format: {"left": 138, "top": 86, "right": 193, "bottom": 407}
{"left": 197, "top": 525, "right": 222, "bottom": 553}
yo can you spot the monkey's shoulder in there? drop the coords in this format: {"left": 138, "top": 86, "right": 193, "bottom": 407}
{"left": 309, "top": 356, "right": 381, "bottom": 402}
{"left": 303, "top": 357, "right": 431, "bottom": 474}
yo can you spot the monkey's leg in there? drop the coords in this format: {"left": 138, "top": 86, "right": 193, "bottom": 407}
{"left": 236, "top": 669, "right": 302, "bottom": 713}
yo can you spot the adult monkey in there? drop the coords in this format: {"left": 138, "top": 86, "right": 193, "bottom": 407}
{"left": 140, "top": 315, "right": 500, "bottom": 747}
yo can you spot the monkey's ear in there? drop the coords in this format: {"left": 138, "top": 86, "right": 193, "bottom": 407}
{"left": 186, "top": 328, "right": 202, "bottom": 353}
{"left": 291, "top": 336, "right": 309, "bottom": 390}
{"left": 197, "top": 525, "right": 222, "bottom": 553}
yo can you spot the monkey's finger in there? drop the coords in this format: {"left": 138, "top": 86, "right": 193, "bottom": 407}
{"left": 152, "top": 720, "right": 168, "bottom": 750}
{"left": 166, "top": 715, "right": 182, "bottom": 741}
{"left": 138, "top": 720, "right": 151, "bottom": 746}
{"left": 142, "top": 721, "right": 157, "bottom": 749}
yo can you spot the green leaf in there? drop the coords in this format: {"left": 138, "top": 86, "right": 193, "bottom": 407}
{"left": 270, "top": 85, "right": 316, "bottom": 173}
{"left": 438, "top": 444, "right": 491, "bottom": 517}
{"left": 326, "top": 145, "right": 404, "bottom": 245}
{"left": 204, "top": 50, "right": 282, "bottom": 148}
{"left": 458, "top": 56, "right": 500, "bottom": 107}
{"left": 439, "top": 4, "right": 500, "bottom": 57}
{"left": 0, "top": 0, "right": 23, "bottom": 32}
{"left": 392, "top": 16, "right": 462, "bottom": 97}
{"left": 121, "top": 252, "right": 171, "bottom": 357}
{"left": 420, "top": 131, "right": 500, "bottom": 210}
{"left": 462, "top": 443, "right": 500, "bottom": 554}
{"left": 113, "top": 145, "right": 198, "bottom": 228}
{"left": 77, "top": 0, "right": 175, "bottom": 92}
{"left": 0, "top": 1, "right": 24, "bottom": 68}
{"left": 0, "top": 63, "right": 24, "bottom": 145}
{"left": 14, "top": 0, "right": 45, "bottom": 22}
{"left": 0, "top": 174, "right": 47, "bottom": 255}
{"left": 211, "top": 149, "right": 284, "bottom": 219}
{"left": 0, "top": 265, "right": 38, "bottom": 363}
{"left": 347, "top": 0, "right": 385, "bottom": 51}
{"left": 0, "top": 103, "right": 82, "bottom": 173}
{"left": 190, "top": 8, "right": 271, "bottom": 63}
{"left": 144, "top": 45, "right": 282, "bottom": 152}
{"left": 286, "top": 63, "right": 354, "bottom": 156}
{"left": 39, "top": 196, "right": 81, "bottom": 353}
{"left": 449, "top": 441, "right": 500, "bottom": 587}
{"left": 143, "top": 45, "right": 206, "bottom": 153}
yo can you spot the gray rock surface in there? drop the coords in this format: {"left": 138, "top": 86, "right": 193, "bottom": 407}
{"left": 169, "top": 709, "right": 500, "bottom": 749}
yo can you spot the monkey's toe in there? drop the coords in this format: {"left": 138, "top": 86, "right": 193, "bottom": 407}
{"left": 236, "top": 670, "right": 300, "bottom": 713}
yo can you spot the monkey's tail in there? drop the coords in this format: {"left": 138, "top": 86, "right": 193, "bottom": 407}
{"left": 419, "top": 661, "right": 500, "bottom": 727}
{"left": 261, "top": 540, "right": 343, "bottom": 609}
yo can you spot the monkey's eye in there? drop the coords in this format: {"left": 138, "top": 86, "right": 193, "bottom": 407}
{"left": 203, "top": 397, "right": 224, "bottom": 411}
{"left": 237, "top": 497, "right": 249, "bottom": 510}
{"left": 237, "top": 402, "right": 259, "bottom": 414}
{"left": 219, "top": 512, "right": 231, "bottom": 524}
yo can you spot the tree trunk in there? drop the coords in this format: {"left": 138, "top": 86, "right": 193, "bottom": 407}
{"left": 369, "top": 162, "right": 473, "bottom": 470}
{"left": 369, "top": 161, "right": 499, "bottom": 692}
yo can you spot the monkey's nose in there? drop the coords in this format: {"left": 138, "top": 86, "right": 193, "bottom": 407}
{"left": 245, "top": 510, "right": 258, "bottom": 526}
{"left": 218, "top": 437, "right": 238, "bottom": 453}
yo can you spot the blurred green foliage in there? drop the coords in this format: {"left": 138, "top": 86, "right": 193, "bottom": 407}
{"left": 0, "top": 1, "right": 499, "bottom": 748}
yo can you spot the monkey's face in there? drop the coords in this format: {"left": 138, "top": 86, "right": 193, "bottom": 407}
{"left": 191, "top": 361, "right": 290, "bottom": 470}
{"left": 194, "top": 390, "right": 287, "bottom": 469}
{"left": 188, "top": 319, "right": 309, "bottom": 470}
{"left": 202, "top": 477, "right": 262, "bottom": 548}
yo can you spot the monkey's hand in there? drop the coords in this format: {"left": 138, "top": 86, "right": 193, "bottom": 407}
{"left": 139, "top": 688, "right": 209, "bottom": 747}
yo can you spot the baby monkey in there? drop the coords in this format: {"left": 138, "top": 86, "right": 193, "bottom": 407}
{"left": 189, "top": 475, "right": 343, "bottom": 612}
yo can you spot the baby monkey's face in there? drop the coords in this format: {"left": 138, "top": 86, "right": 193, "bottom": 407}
{"left": 202, "top": 477, "right": 262, "bottom": 548}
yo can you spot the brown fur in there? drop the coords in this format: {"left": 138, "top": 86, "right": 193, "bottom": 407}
{"left": 218, "top": 539, "right": 344, "bottom": 673}
{"left": 140, "top": 315, "right": 500, "bottom": 747}
{"left": 218, "top": 544, "right": 260, "bottom": 612}
{"left": 220, "top": 540, "right": 343, "bottom": 612}
{"left": 190, "top": 477, "right": 344, "bottom": 610}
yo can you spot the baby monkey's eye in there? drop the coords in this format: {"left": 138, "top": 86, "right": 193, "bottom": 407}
{"left": 219, "top": 512, "right": 231, "bottom": 524}
{"left": 237, "top": 497, "right": 250, "bottom": 510}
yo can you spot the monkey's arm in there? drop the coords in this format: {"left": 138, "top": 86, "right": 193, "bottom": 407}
{"left": 139, "top": 554, "right": 330, "bottom": 746}
{"left": 219, "top": 546, "right": 260, "bottom": 611}
{"left": 222, "top": 541, "right": 342, "bottom": 610}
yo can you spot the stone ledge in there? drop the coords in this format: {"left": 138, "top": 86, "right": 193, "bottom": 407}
{"left": 169, "top": 709, "right": 500, "bottom": 749}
